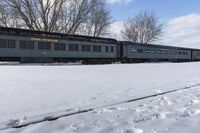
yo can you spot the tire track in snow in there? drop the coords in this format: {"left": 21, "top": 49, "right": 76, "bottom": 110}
{"left": 1, "top": 83, "right": 200, "bottom": 130}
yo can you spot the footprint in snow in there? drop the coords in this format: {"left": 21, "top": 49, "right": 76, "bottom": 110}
{"left": 185, "top": 99, "right": 200, "bottom": 106}
{"left": 7, "top": 116, "right": 27, "bottom": 127}
{"left": 70, "top": 122, "right": 88, "bottom": 130}
{"left": 178, "top": 108, "right": 200, "bottom": 117}
{"left": 158, "top": 96, "right": 172, "bottom": 106}
{"left": 133, "top": 112, "right": 167, "bottom": 123}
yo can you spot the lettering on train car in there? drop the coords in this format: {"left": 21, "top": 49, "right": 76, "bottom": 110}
{"left": 31, "top": 38, "right": 58, "bottom": 42}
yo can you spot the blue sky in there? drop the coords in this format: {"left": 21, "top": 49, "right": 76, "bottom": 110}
{"left": 109, "top": 0, "right": 200, "bottom": 21}
{"left": 106, "top": 0, "right": 200, "bottom": 48}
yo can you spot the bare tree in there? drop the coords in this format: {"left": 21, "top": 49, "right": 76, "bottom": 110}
{"left": 0, "top": 0, "right": 22, "bottom": 28}
{"left": 0, "top": 2, "right": 10, "bottom": 27}
{"left": 2, "top": 0, "right": 66, "bottom": 32}
{"left": 58, "top": 0, "right": 94, "bottom": 34}
{"left": 0, "top": 0, "right": 112, "bottom": 37}
{"left": 122, "top": 11, "right": 163, "bottom": 44}
{"left": 84, "top": 0, "right": 112, "bottom": 37}
{"left": 58, "top": 0, "right": 112, "bottom": 37}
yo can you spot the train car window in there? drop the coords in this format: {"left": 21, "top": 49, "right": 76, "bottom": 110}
{"left": 93, "top": 45, "right": 101, "bottom": 52}
{"left": 69, "top": 44, "right": 79, "bottom": 51}
{"left": 38, "top": 42, "right": 51, "bottom": 50}
{"left": 105, "top": 46, "right": 109, "bottom": 52}
{"left": 45, "top": 42, "right": 51, "bottom": 50}
{"left": 137, "top": 49, "right": 143, "bottom": 53}
{"left": 20, "top": 41, "right": 34, "bottom": 49}
{"left": 168, "top": 51, "right": 172, "bottom": 54}
{"left": 178, "top": 52, "right": 182, "bottom": 55}
{"left": 81, "top": 45, "right": 91, "bottom": 52}
{"left": 0, "top": 39, "right": 15, "bottom": 49}
{"left": 20, "top": 41, "right": 27, "bottom": 49}
{"left": 27, "top": 41, "right": 34, "bottom": 49}
{"left": 0, "top": 39, "right": 7, "bottom": 48}
{"left": 7, "top": 40, "right": 16, "bottom": 48}
{"left": 110, "top": 46, "right": 114, "bottom": 53}
{"left": 54, "top": 43, "right": 66, "bottom": 51}
{"left": 38, "top": 42, "right": 44, "bottom": 50}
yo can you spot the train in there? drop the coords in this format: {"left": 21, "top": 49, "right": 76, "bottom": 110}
{"left": 0, "top": 27, "right": 200, "bottom": 64}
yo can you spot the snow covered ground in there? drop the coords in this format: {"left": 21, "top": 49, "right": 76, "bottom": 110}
{"left": 1, "top": 62, "right": 200, "bottom": 132}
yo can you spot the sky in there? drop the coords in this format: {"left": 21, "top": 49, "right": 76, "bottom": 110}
{"left": 106, "top": 0, "right": 200, "bottom": 49}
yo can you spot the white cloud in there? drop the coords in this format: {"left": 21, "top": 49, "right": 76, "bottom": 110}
{"left": 164, "top": 13, "right": 200, "bottom": 49}
{"left": 106, "top": 0, "right": 133, "bottom": 4}
{"left": 109, "top": 13, "right": 200, "bottom": 49}
{"left": 109, "top": 21, "right": 124, "bottom": 40}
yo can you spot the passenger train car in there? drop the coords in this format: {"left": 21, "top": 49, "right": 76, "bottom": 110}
{"left": 0, "top": 27, "right": 117, "bottom": 64}
{"left": 120, "top": 41, "right": 194, "bottom": 63}
{"left": 0, "top": 27, "right": 200, "bottom": 64}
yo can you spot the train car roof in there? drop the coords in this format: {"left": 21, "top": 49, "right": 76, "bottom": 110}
{"left": 121, "top": 41, "right": 200, "bottom": 51}
{"left": 0, "top": 27, "right": 118, "bottom": 44}
{"left": 0, "top": 27, "right": 199, "bottom": 51}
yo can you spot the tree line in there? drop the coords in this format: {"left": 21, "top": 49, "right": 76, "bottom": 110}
{"left": 0, "top": 0, "right": 163, "bottom": 44}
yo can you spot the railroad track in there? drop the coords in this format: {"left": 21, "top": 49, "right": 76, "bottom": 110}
{"left": 1, "top": 83, "right": 200, "bottom": 130}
